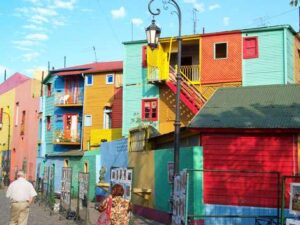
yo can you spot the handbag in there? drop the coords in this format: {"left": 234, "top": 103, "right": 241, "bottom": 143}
{"left": 96, "top": 196, "right": 112, "bottom": 225}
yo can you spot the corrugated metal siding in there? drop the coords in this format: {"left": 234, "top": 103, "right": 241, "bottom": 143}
{"left": 123, "top": 43, "right": 159, "bottom": 136}
{"left": 44, "top": 77, "right": 55, "bottom": 154}
{"left": 287, "top": 29, "right": 294, "bottom": 83}
{"left": 242, "top": 30, "right": 284, "bottom": 86}
{"left": 112, "top": 87, "right": 122, "bottom": 128}
{"left": 201, "top": 33, "right": 242, "bottom": 84}
{"left": 202, "top": 134, "right": 297, "bottom": 207}
{"left": 294, "top": 37, "right": 300, "bottom": 83}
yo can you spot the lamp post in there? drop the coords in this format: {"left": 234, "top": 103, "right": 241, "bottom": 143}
{"left": 146, "top": 0, "right": 182, "bottom": 176}
{"left": 0, "top": 109, "right": 11, "bottom": 186}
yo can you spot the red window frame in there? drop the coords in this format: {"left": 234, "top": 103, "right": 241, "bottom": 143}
{"left": 142, "top": 45, "right": 147, "bottom": 68}
{"left": 142, "top": 98, "right": 158, "bottom": 121}
{"left": 47, "top": 83, "right": 52, "bottom": 97}
{"left": 46, "top": 116, "right": 51, "bottom": 131}
{"left": 243, "top": 37, "right": 259, "bottom": 59}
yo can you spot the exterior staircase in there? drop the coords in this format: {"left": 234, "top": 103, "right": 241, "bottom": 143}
{"left": 166, "top": 66, "right": 207, "bottom": 114}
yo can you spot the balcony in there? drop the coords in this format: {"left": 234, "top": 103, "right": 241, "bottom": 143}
{"left": 54, "top": 91, "right": 83, "bottom": 107}
{"left": 53, "top": 129, "right": 81, "bottom": 145}
{"left": 90, "top": 128, "right": 122, "bottom": 147}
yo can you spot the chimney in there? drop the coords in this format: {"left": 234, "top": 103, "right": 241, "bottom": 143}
{"left": 4, "top": 69, "right": 6, "bottom": 81}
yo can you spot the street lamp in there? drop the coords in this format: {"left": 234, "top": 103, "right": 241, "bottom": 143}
{"left": 0, "top": 109, "right": 11, "bottom": 186}
{"left": 146, "top": 0, "right": 182, "bottom": 176}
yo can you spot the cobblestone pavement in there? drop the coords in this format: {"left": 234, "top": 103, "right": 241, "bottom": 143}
{"left": 0, "top": 188, "right": 163, "bottom": 225}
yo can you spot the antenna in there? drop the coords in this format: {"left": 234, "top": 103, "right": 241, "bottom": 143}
{"left": 93, "top": 46, "right": 98, "bottom": 62}
{"left": 193, "top": 8, "right": 199, "bottom": 34}
{"left": 4, "top": 69, "right": 6, "bottom": 81}
{"left": 64, "top": 56, "right": 66, "bottom": 68}
{"left": 48, "top": 61, "right": 50, "bottom": 71}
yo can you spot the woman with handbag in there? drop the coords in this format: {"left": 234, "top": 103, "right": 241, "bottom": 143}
{"left": 97, "top": 184, "right": 131, "bottom": 225}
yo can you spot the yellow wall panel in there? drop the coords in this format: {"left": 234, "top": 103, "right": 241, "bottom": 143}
{"left": 128, "top": 151, "right": 154, "bottom": 208}
{"left": 0, "top": 89, "right": 16, "bottom": 166}
{"left": 82, "top": 73, "right": 117, "bottom": 150}
{"left": 90, "top": 128, "right": 122, "bottom": 147}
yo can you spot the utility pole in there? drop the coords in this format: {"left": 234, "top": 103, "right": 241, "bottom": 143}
{"left": 193, "top": 8, "right": 198, "bottom": 34}
{"left": 93, "top": 46, "right": 98, "bottom": 62}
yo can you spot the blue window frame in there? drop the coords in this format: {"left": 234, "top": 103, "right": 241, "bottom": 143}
{"left": 85, "top": 75, "right": 93, "bottom": 86}
{"left": 106, "top": 74, "right": 114, "bottom": 84}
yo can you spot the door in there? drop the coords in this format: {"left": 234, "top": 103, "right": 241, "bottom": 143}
{"left": 65, "top": 78, "right": 79, "bottom": 104}
{"left": 64, "top": 114, "right": 78, "bottom": 141}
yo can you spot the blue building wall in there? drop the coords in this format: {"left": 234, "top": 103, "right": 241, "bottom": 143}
{"left": 100, "top": 138, "right": 128, "bottom": 182}
{"left": 123, "top": 42, "right": 159, "bottom": 137}
{"left": 45, "top": 158, "right": 64, "bottom": 194}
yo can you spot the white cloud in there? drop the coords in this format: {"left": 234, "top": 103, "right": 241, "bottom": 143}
{"left": 131, "top": 18, "right": 143, "bottom": 27}
{"left": 22, "top": 52, "right": 40, "bottom": 62}
{"left": 111, "top": 6, "right": 126, "bottom": 19}
{"left": 25, "top": 33, "right": 48, "bottom": 41}
{"left": 13, "top": 40, "right": 35, "bottom": 47}
{"left": 209, "top": 3, "right": 220, "bottom": 10}
{"left": 223, "top": 17, "right": 230, "bottom": 26}
{"left": 194, "top": 3, "right": 205, "bottom": 12}
{"left": 23, "top": 24, "right": 41, "bottom": 30}
{"left": 52, "top": 19, "right": 66, "bottom": 26}
{"left": 33, "top": 7, "right": 57, "bottom": 16}
{"left": 30, "top": 15, "right": 49, "bottom": 24}
{"left": 53, "top": 0, "right": 76, "bottom": 10}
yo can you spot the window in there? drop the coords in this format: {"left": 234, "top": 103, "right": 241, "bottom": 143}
{"left": 103, "top": 107, "right": 112, "bottom": 129}
{"left": 84, "top": 115, "right": 92, "bottom": 126}
{"left": 15, "top": 102, "right": 19, "bottom": 126}
{"left": 106, "top": 74, "right": 114, "bottom": 84}
{"left": 84, "top": 162, "right": 89, "bottom": 173}
{"left": 243, "top": 37, "right": 258, "bottom": 59}
{"left": 142, "top": 99, "right": 158, "bottom": 121}
{"left": 47, "top": 83, "right": 52, "bottom": 97}
{"left": 64, "top": 160, "right": 69, "bottom": 167}
{"left": 214, "top": 43, "right": 227, "bottom": 59}
{"left": 85, "top": 75, "right": 93, "bottom": 86}
{"left": 46, "top": 116, "right": 51, "bottom": 131}
{"left": 20, "top": 110, "right": 26, "bottom": 135}
{"left": 142, "top": 45, "right": 147, "bottom": 68}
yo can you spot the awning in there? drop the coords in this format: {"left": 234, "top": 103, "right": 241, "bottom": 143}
{"left": 46, "top": 149, "right": 84, "bottom": 157}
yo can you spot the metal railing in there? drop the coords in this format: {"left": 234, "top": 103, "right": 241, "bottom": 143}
{"left": 54, "top": 91, "right": 83, "bottom": 105}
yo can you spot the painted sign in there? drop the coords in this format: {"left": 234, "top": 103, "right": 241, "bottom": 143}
{"left": 110, "top": 167, "right": 133, "bottom": 200}
{"left": 290, "top": 183, "right": 300, "bottom": 214}
{"left": 172, "top": 169, "right": 189, "bottom": 225}
{"left": 61, "top": 167, "right": 72, "bottom": 210}
{"left": 77, "top": 172, "right": 89, "bottom": 222}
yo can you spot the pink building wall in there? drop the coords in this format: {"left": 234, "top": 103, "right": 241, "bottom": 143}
{"left": 10, "top": 79, "right": 40, "bottom": 182}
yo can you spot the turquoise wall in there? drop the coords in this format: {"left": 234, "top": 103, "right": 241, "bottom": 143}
{"left": 123, "top": 42, "right": 159, "bottom": 137}
{"left": 286, "top": 29, "right": 295, "bottom": 83}
{"left": 153, "top": 146, "right": 204, "bottom": 216}
{"left": 68, "top": 150, "right": 99, "bottom": 201}
{"left": 242, "top": 29, "right": 286, "bottom": 86}
{"left": 44, "top": 76, "right": 55, "bottom": 154}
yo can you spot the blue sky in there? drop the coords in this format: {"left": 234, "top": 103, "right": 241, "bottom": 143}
{"left": 0, "top": 0, "right": 298, "bottom": 78}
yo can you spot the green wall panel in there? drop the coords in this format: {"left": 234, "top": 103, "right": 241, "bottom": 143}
{"left": 242, "top": 30, "right": 285, "bottom": 86}
{"left": 123, "top": 43, "right": 159, "bottom": 136}
{"left": 154, "top": 146, "right": 204, "bottom": 215}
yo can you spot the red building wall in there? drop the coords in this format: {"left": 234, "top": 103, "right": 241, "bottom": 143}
{"left": 201, "top": 32, "right": 242, "bottom": 84}
{"left": 201, "top": 133, "right": 297, "bottom": 207}
{"left": 112, "top": 87, "right": 122, "bottom": 128}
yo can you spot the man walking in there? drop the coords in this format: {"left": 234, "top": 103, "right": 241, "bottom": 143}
{"left": 6, "top": 170, "right": 37, "bottom": 225}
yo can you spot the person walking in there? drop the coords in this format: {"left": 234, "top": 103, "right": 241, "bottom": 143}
{"left": 97, "top": 184, "right": 131, "bottom": 225}
{"left": 6, "top": 170, "right": 37, "bottom": 225}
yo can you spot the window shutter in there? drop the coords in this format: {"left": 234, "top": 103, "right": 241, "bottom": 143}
{"left": 243, "top": 37, "right": 258, "bottom": 59}
{"left": 142, "top": 46, "right": 147, "bottom": 68}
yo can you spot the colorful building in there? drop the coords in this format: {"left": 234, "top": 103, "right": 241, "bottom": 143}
{"left": 188, "top": 84, "right": 300, "bottom": 224}
{"left": 40, "top": 61, "right": 123, "bottom": 199}
{"left": 0, "top": 73, "right": 32, "bottom": 184}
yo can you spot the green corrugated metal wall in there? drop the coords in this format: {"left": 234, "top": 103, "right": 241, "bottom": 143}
{"left": 123, "top": 42, "right": 159, "bottom": 136}
{"left": 242, "top": 28, "right": 295, "bottom": 86}
{"left": 154, "top": 146, "right": 204, "bottom": 216}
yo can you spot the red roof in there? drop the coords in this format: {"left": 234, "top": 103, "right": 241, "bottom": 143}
{"left": 0, "top": 73, "right": 30, "bottom": 95}
{"left": 57, "top": 61, "right": 123, "bottom": 76}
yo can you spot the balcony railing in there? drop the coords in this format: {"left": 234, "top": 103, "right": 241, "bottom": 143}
{"left": 180, "top": 65, "right": 200, "bottom": 84}
{"left": 55, "top": 91, "right": 83, "bottom": 106}
{"left": 53, "top": 129, "right": 81, "bottom": 145}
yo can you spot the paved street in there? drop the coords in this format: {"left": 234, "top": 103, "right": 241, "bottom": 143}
{"left": 0, "top": 188, "right": 163, "bottom": 225}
